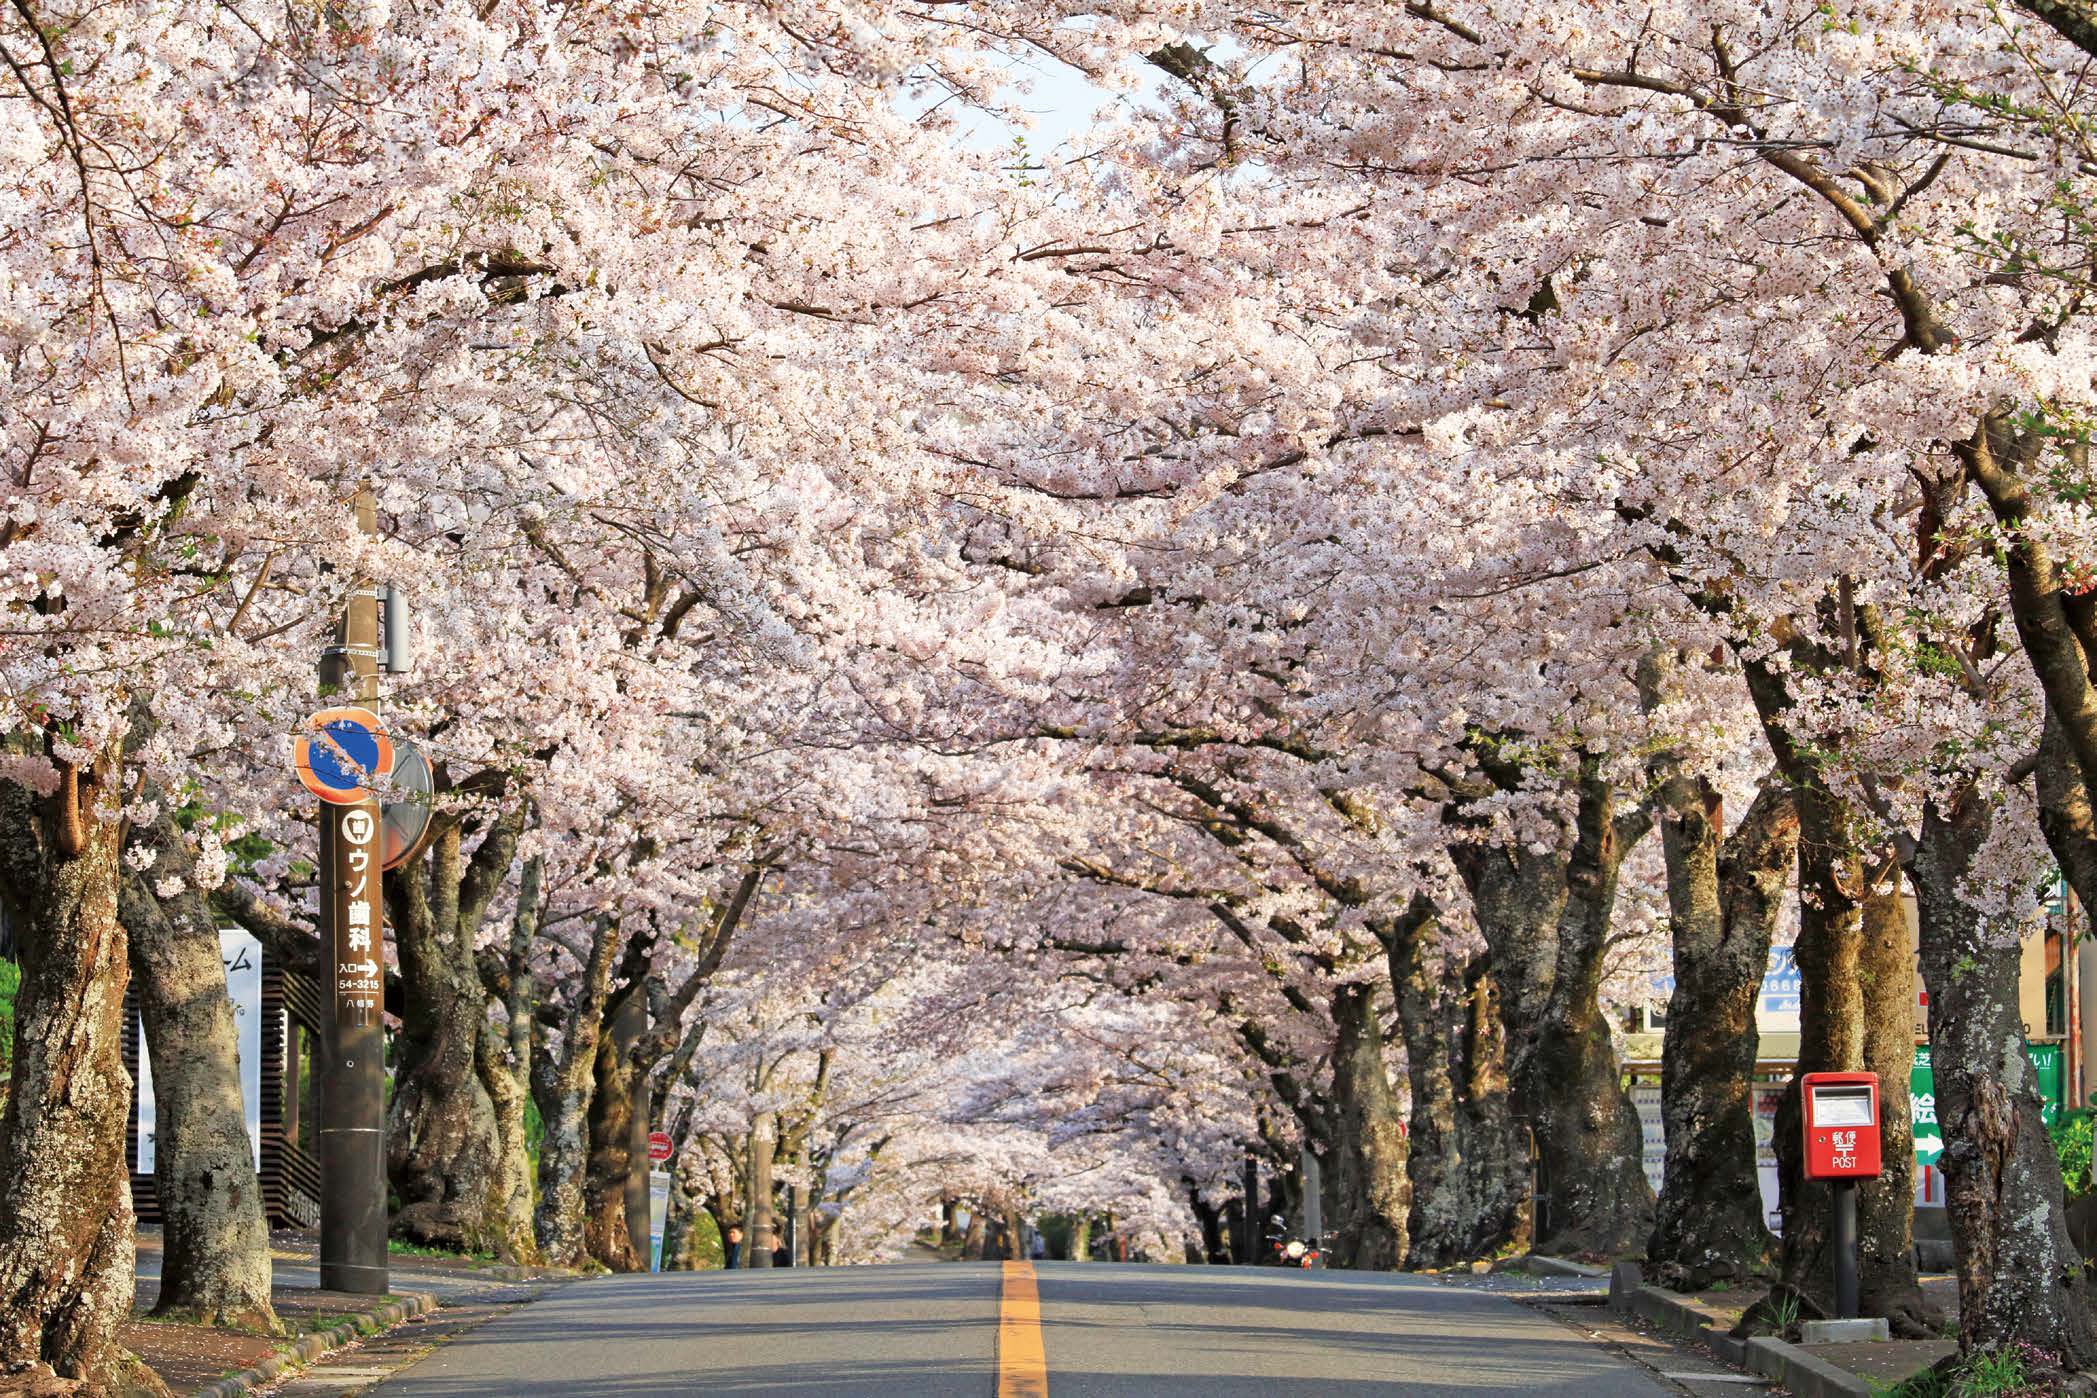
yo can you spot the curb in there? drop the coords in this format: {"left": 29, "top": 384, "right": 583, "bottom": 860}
{"left": 1605, "top": 1264, "right": 1869, "bottom": 1398}
{"left": 1745, "top": 1336, "right": 1874, "bottom": 1398}
{"left": 191, "top": 1291, "right": 439, "bottom": 1398}
{"left": 1614, "top": 1279, "right": 1750, "bottom": 1366}
{"left": 1526, "top": 1254, "right": 1609, "bottom": 1279}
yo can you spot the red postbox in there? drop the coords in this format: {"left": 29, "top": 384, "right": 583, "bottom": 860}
{"left": 1800, "top": 1072, "right": 1882, "bottom": 1181}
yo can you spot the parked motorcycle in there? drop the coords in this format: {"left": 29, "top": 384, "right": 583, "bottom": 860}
{"left": 1265, "top": 1216, "right": 1333, "bottom": 1270}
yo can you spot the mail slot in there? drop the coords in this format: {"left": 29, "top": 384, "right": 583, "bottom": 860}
{"left": 1801, "top": 1071, "right": 1882, "bottom": 1181}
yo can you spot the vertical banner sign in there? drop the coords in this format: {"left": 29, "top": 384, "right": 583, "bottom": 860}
{"left": 336, "top": 806, "right": 382, "bottom": 1025}
{"left": 223, "top": 928, "right": 264, "bottom": 1168}
{"left": 319, "top": 791, "right": 389, "bottom": 1295}
{"left": 1752, "top": 1082, "right": 1784, "bottom": 1231}
{"left": 1629, "top": 1083, "right": 1665, "bottom": 1195}
{"left": 650, "top": 1170, "right": 671, "bottom": 1273}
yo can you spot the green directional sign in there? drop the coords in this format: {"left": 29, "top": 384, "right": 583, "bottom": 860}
{"left": 1910, "top": 1040, "right": 2066, "bottom": 1167}
{"left": 1911, "top": 1047, "right": 1942, "bottom": 1166}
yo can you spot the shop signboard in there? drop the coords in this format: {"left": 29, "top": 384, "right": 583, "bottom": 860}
{"left": 1630, "top": 1082, "right": 1665, "bottom": 1195}
{"left": 1910, "top": 1041, "right": 2064, "bottom": 1208}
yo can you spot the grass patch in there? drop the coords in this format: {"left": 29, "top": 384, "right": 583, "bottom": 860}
{"left": 0, "top": 957, "right": 18, "bottom": 1069}
{"left": 1875, "top": 1341, "right": 2059, "bottom": 1398}
{"left": 387, "top": 1237, "right": 493, "bottom": 1262}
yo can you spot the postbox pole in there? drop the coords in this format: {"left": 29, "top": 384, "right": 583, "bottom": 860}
{"left": 1833, "top": 1179, "right": 1859, "bottom": 1319}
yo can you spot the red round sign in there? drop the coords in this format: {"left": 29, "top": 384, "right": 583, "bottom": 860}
{"left": 647, "top": 1132, "right": 673, "bottom": 1163}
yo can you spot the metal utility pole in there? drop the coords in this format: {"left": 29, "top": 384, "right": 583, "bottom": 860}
{"left": 318, "top": 486, "right": 388, "bottom": 1296}
{"left": 1300, "top": 1144, "right": 1324, "bottom": 1251}
{"left": 1241, "top": 1152, "right": 1259, "bottom": 1265}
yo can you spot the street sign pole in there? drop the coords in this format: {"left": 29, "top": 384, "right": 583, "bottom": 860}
{"left": 319, "top": 486, "right": 388, "bottom": 1296}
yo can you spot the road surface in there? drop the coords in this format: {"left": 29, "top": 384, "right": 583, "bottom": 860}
{"left": 365, "top": 1261, "right": 1685, "bottom": 1396}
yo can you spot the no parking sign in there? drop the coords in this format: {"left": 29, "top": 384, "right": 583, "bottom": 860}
{"left": 294, "top": 707, "right": 395, "bottom": 805}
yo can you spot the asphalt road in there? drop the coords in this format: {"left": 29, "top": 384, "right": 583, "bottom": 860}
{"left": 366, "top": 1261, "right": 1677, "bottom": 1396}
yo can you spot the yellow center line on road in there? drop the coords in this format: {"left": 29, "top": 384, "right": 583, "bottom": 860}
{"left": 997, "top": 1260, "right": 1049, "bottom": 1398}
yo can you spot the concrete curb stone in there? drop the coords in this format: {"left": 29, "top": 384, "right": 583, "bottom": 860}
{"left": 1618, "top": 1280, "right": 1750, "bottom": 1365}
{"left": 1605, "top": 1263, "right": 1870, "bottom": 1397}
{"left": 1745, "top": 1335, "right": 1875, "bottom": 1398}
{"left": 1525, "top": 1254, "right": 1609, "bottom": 1279}
{"left": 189, "top": 1291, "right": 439, "bottom": 1398}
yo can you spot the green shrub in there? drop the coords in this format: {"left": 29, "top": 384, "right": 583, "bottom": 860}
{"left": 2050, "top": 1109, "right": 2093, "bottom": 1200}
{"left": 689, "top": 1209, "right": 724, "bottom": 1270}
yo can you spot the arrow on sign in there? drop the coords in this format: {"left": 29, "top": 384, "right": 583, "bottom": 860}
{"left": 339, "top": 960, "right": 379, "bottom": 979}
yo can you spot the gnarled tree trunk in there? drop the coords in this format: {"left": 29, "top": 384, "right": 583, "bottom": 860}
{"left": 741, "top": 1109, "right": 777, "bottom": 1268}
{"left": 583, "top": 989, "right": 645, "bottom": 1272}
{"left": 1456, "top": 953, "right": 1531, "bottom": 1256}
{"left": 1643, "top": 756, "right": 1794, "bottom": 1287}
{"left": 1387, "top": 900, "right": 1527, "bottom": 1267}
{"left": 1912, "top": 792, "right": 2095, "bottom": 1364}
{"left": 1451, "top": 755, "right": 1653, "bottom": 1256}
{"left": 533, "top": 915, "right": 618, "bottom": 1266}
{"left": 475, "top": 854, "right": 541, "bottom": 1266}
{"left": 1325, "top": 980, "right": 1407, "bottom": 1269}
{"left": 0, "top": 740, "right": 169, "bottom": 1393}
{"left": 387, "top": 805, "right": 521, "bottom": 1252}
{"left": 1737, "top": 655, "right": 1927, "bottom": 1321}
{"left": 1856, "top": 880, "right": 1935, "bottom": 1335}
{"left": 121, "top": 801, "right": 277, "bottom": 1332}
{"left": 1770, "top": 784, "right": 1866, "bottom": 1296}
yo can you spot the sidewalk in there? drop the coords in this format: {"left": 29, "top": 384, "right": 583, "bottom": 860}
{"left": 1604, "top": 1261, "right": 1960, "bottom": 1397}
{"left": 128, "top": 1230, "right": 573, "bottom": 1394}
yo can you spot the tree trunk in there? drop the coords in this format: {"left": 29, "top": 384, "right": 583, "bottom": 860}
{"left": 1236, "top": 1152, "right": 1258, "bottom": 1264}
{"left": 1912, "top": 793, "right": 2096, "bottom": 1364}
{"left": 625, "top": 1051, "right": 652, "bottom": 1267}
{"left": 0, "top": 742, "right": 170, "bottom": 1393}
{"left": 742, "top": 1111, "right": 776, "bottom": 1268}
{"left": 1448, "top": 755, "right": 1653, "bottom": 1256}
{"left": 387, "top": 808, "right": 521, "bottom": 1252}
{"left": 1643, "top": 762, "right": 1793, "bottom": 1287}
{"left": 1855, "top": 881, "right": 1935, "bottom": 1334}
{"left": 1326, "top": 981, "right": 1407, "bottom": 1269}
{"left": 1456, "top": 954, "right": 1532, "bottom": 1258}
{"left": 476, "top": 855, "right": 541, "bottom": 1266}
{"left": 962, "top": 1207, "right": 987, "bottom": 1261}
{"left": 477, "top": 1018, "right": 536, "bottom": 1266}
{"left": 532, "top": 916, "right": 618, "bottom": 1266}
{"left": 1771, "top": 784, "right": 1868, "bottom": 1298}
{"left": 120, "top": 826, "right": 278, "bottom": 1331}
{"left": 1388, "top": 903, "right": 1527, "bottom": 1268}
{"left": 1538, "top": 767, "right": 1655, "bottom": 1256}
{"left": 584, "top": 991, "right": 645, "bottom": 1272}
{"left": 1186, "top": 1183, "right": 1225, "bottom": 1263}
